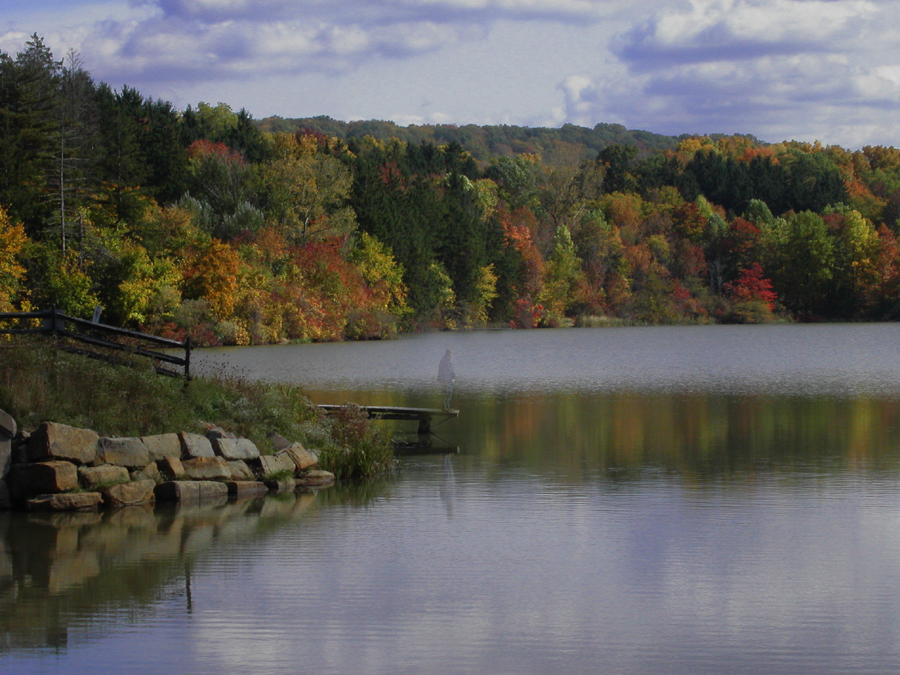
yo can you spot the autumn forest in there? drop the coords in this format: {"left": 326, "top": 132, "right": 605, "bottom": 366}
{"left": 3, "top": 36, "right": 900, "bottom": 346}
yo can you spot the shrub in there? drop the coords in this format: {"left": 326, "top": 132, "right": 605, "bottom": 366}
{"left": 317, "top": 404, "right": 396, "bottom": 480}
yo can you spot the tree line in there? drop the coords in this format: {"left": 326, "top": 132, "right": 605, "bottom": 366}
{"left": 3, "top": 35, "right": 900, "bottom": 346}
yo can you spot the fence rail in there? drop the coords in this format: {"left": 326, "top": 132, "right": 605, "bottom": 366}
{"left": 0, "top": 307, "right": 191, "bottom": 380}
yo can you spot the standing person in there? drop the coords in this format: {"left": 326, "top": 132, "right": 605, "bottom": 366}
{"left": 437, "top": 349, "right": 455, "bottom": 411}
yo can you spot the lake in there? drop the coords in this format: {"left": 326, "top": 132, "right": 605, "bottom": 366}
{"left": 4, "top": 324, "right": 900, "bottom": 674}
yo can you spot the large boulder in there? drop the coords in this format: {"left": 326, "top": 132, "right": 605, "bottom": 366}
{"left": 155, "top": 480, "right": 228, "bottom": 502}
{"left": 296, "top": 470, "right": 335, "bottom": 487}
{"left": 78, "top": 464, "right": 130, "bottom": 490}
{"left": 205, "top": 425, "right": 236, "bottom": 441}
{"left": 212, "top": 437, "right": 260, "bottom": 461}
{"left": 283, "top": 443, "right": 318, "bottom": 472}
{"left": 254, "top": 453, "right": 296, "bottom": 477}
{"left": 96, "top": 437, "right": 150, "bottom": 468}
{"left": 268, "top": 432, "right": 292, "bottom": 452}
{"left": 226, "top": 481, "right": 268, "bottom": 497}
{"left": 156, "top": 456, "right": 186, "bottom": 480}
{"left": 131, "top": 462, "right": 161, "bottom": 483}
{"left": 27, "top": 492, "right": 102, "bottom": 511}
{"left": 28, "top": 422, "right": 98, "bottom": 465}
{"left": 0, "top": 409, "right": 16, "bottom": 438}
{"left": 0, "top": 408, "right": 15, "bottom": 479}
{"left": 182, "top": 457, "right": 231, "bottom": 481}
{"left": 9, "top": 461, "right": 78, "bottom": 499}
{"left": 226, "top": 460, "right": 254, "bottom": 480}
{"left": 140, "top": 434, "right": 183, "bottom": 462}
{"left": 103, "top": 480, "right": 156, "bottom": 506}
{"left": 179, "top": 432, "right": 215, "bottom": 459}
{"left": 265, "top": 477, "right": 296, "bottom": 493}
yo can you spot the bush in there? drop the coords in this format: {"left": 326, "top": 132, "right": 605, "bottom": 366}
{"left": 317, "top": 404, "right": 396, "bottom": 480}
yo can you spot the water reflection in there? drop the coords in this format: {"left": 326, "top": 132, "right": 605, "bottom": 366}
{"left": 0, "top": 491, "right": 327, "bottom": 653}
{"left": 306, "top": 389, "right": 900, "bottom": 480}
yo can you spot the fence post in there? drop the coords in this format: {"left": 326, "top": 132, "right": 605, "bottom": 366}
{"left": 184, "top": 336, "right": 192, "bottom": 382}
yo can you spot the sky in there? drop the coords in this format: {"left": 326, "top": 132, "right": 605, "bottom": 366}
{"left": 2, "top": 0, "right": 900, "bottom": 149}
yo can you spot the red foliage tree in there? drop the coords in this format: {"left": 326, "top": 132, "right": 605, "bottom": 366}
{"left": 724, "top": 263, "right": 777, "bottom": 310}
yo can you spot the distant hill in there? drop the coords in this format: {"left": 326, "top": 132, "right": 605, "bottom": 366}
{"left": 255, "top": 116, "right": 683, "bottom": 165}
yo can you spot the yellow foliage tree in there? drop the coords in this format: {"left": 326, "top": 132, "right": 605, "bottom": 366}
{"left": 0, "top": 206, "right": 28, "bottom": 312}
{"left": 183, "top": 239, "right": 240, "bottom": 320}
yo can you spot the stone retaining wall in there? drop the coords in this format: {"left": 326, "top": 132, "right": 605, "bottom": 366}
{"left": 0, "top": 411, "right": 334, "bottom": 511}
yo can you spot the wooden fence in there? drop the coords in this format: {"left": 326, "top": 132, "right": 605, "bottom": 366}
{"left": 0, "top": 307, "right": 192, "bottom": 380}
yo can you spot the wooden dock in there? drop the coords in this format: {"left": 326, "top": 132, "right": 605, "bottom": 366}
{"left": 318, "top": 404, "right": 459, "bottom": 435}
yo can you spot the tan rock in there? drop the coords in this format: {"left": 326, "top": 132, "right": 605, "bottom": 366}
{"left": 130, "top": 462, "right": 161, "bottom": 483}
{"left": 182, "top": 457, "right": 231, "bottom": 481}
{"left": 0, "top": 408, "right": 16, "bottom": 438}
{"left": 255, "top": 453, "right": 295, "bottom": 477}
{"left": 268, "top": 432, "right": 292, "bottom": 452}
{"left": 0, "top": 408, "right": 14, "bottom": 480}
{"left": 205, "top": 425, "right": 236, "bottom": 440}
{"left": 9, "top": 461, "right": 78, "bottom": 498}
{"left": 27, "top": 492, "right": 102, "bottom": 511}
{"left": 97, "top": 437, "right": 150, "bottom": 468}
{"left": 226, "top": 460, "right": 254, "bottom": 480}
{"left": 140, "top": 433, "right": 183, "bottom": 461}
{"left": 283, "top": 443, "right": 318, "bottom": 471}
{"left": 297, "top": 470, "right": 335, "bottom": 487}
{"left": 103, "top": 480, "right": 156, "bottom": 506}
{"left": 226, "top": 481, "right": 268, "bottom": 497}
{"left": 213, "top": 437, "right": 260, "bottom": 461}
{"left": 78, "top": 464, "right": 130, "bottom": 490}
{"left": 265, "top": 477, "right": 296, "bottom": 493}
{"left": 28, "top": 422, "right": 98, "bottom": 465}
{"left": 179, "top": 432, "right": 215, "bottom": 459}
{"left": 155, "top": 480, "right": 228, "bottom": 502}
{"left": 156, "top": 456, "right": 186, "bottom": 480}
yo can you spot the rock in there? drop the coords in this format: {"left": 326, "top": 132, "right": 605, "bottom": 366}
{"left": 28, "top": 422, "right": 98, "bottom": 465}
{"left": 182, "top": 457, "right": 231, "bottom": 481}
{"left": 11, "top": 431, "right": 29, "bottom": 465}
{"left": 130, "top": 462, "right": 161, "bottom": 483}
{"left": 255, "top": 453, "right": 296, "bottom": 477}
{"left": 283, "top": 443, "right": 318, "bottom": 471}
{"left": 0, "top": 408, "right": 16, "bottom": 438}
{"left": 0, "top": 438, "right": 10, "bottom": 481}
{"left": 154, "top": 480, "right": 228, "bottom": 502}
{"left": 268, "top": 432, "right": 292, "bottom": 452}
{"left": 96, "top": 437, "right": 150, "bottom": 468}
{"left": 103, "top": 480, "right": 156, "bottom": 506}
{"left": 27, "top": 492, "right": 102, "bottom": 511}
{"left": 205, "top": 425, "right": 236, "bottom": 440}
{"left": 0, "top": 409, "right": 15, "bottom": 480}
{"left": 226, "top": 460, "right": 254, "bottom": 480}
{"left": 265, "top": 477, "right": 296, "bottom": 493}
{"left": 226, "top": 481, "right": 268, "bottom": 497}
{"left": 140, "top": 434, "right": 183, "bottom": 462}
{"left": 297, "top": 470, "right": 335, "bottom": 487}
{"left": 212, "top": 437, "right": 260, "bottom": 461}
{"left": 78, "top": 464, "right": 130, "bottom": 490}
{"left": 9, "top": 461, "right": 78, "bottom": 499}
{"left": 156, "top": 456, "right": 186, "bottom": 480}
{"left": 179, "top": 432, "right": 215, "bottom": 459}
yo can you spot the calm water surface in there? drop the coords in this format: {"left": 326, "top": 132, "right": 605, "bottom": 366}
{"left": 4, "top": 324, "right": 900, "bottom": 674}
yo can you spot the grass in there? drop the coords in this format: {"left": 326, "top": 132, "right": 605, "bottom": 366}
{"left": 0, "top": 339, "right": 396, "bottom": 480}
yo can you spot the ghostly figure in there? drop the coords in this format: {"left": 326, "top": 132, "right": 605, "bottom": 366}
{"left": 437, "top": 348, "right": 455, "bottom": 411}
